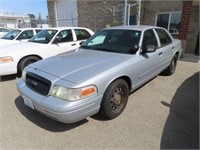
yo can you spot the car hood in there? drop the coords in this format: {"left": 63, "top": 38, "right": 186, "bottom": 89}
{"left": 0, "top": 39, "right": 20, "bottom": 46}
{"left": 30, "top": 49, "right": 133, "bottom": 83}
{"left": 0, "top": 42, "right": 48, "bottom": 56}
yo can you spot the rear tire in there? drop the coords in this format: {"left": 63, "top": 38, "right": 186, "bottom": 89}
{"left": 100, "top": 79, "right": 129, "bottom": 119}
{"left": 18, "top": 56, "right": 40, "bottom": 76}
{"left": 162, "top": 54, "right": 178, "bottom": 76}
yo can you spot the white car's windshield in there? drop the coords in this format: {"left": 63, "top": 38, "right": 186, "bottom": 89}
{"left": 81, "top": 29, "right": 141, "bottom": 54}
{"left": 29, "top": 29, "right": 58, "bottom": 44}
{"left": 1, "top": 29, "right": 21, "bottom": 40}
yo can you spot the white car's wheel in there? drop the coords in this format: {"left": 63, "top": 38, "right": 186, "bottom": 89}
{"left": 18, "top": 56, "right": 40, "bottom": 76}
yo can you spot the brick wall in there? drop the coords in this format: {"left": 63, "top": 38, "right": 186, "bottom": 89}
{"left": 178, "top": 0, "right": 193, "bottom": 40}
{"left": 185, "top": 4, "right": 199, "bottom": 53}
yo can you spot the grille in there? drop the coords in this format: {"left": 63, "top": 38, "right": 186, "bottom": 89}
{"left": 26, "top": 72, "right": 51, "bottom": 96}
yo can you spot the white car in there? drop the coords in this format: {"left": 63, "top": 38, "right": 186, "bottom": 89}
{"left": 0, "top": 28, "right": 42, "bottom": 46}
{"left": 0, "top": 27, "right": 12, "bottom": 38}
{"left": 0, "top": 27, "right": 94, "bottom": 76}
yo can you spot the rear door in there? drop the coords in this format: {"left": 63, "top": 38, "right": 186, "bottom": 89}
{"left": 154, "top": 28, "right": 174, "bottom": 69}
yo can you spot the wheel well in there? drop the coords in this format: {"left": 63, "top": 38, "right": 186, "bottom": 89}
{"left": 17, "top": 55, "right": 42, "bottom": 70}
{"left": 175, "top": 51, "right": 179, "bottom": 58}
{"left": 113, "top": 76, "right": 132, "bottom": 91}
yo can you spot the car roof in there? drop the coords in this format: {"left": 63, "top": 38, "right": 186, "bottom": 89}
{"left": 42, "top": 27, "right": 91, "bottom": 31}
{"left": 103, "top": 25, "right": 162, "bottom": 32}
{"left": 14, "top": 28, "right": 43, "bottom": 31}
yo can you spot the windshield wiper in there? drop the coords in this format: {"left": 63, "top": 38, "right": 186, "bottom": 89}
{"left": 95, "top": 47, "right": 113, "bottom": 52}
{"left": 80, "top": 45, "right": 92, "bottom": 49}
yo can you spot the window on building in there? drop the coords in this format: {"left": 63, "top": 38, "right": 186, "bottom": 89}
{"left": 156, "top": 12, "right": 182, "bottom": 35}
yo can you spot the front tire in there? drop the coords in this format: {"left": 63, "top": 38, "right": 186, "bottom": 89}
{"left": 100, "top": 79, "right": 129, "bottom": 119}
{"left": 18, "top": 56, "right": 40, "bottom": 76}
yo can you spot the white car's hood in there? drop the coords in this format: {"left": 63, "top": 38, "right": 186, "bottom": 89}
{"left": 29, "top": 49, "right": 133, "bottom": 83}
{"left": 0, "top": 39, "right": 21, "bottom": 46}
{"left": 0, "top": 42, "right": 48, "bottom": 56}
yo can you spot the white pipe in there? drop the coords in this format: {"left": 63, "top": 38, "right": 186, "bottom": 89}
{"left": 127, "top": 4, "right": 130, "bottom": 26}
{"left": 137, "top": 0, "right": 141, "bottom": 25}
{"left": 124, "top": 0, "right": 127, "bottom": 25}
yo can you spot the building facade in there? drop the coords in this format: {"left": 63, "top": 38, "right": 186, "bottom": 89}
{"left": 140, "top": 0, "right": 199, "bottom": 55}
{"left": 47, "top": 0, "right": 199, "bottom": 55}
{"left": 0, "top": 13, "right": 31, "bottom": 28}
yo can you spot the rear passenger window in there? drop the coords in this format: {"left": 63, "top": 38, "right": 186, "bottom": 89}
{"left": 36, "top": 30, "right": 42, "bottom": 33}
{"left": 74, "top": 29, "right": 91, "bottom": 40}
{"left": 155, "top": 29, "right": 172, "bottom": 46}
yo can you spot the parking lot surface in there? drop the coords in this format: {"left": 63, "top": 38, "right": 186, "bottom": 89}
{"left": 0, "top": 61, "right": 199, "bottom": 149}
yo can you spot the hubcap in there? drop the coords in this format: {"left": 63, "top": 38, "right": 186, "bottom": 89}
{"left": 26, "top": 60, "right": 36, "bottom": 67}
{"left": 110, "top": 87, "right": 125, "bottom": 111}
{"left": 171, "top": 57, "right": 176, "bottom": 72}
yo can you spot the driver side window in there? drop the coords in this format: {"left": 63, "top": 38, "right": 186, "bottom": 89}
{"left": 142, "top": 29, "right": 158, "bottom": 51}
{"left": 17, "top": 30, "right": 34, "bottom": 40}
{"left": 54, "top": 30, "right": 73, "bottom": 43}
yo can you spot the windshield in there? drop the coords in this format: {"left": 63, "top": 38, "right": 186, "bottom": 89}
{"left": 81, "top": 29, "right": 141, "bottom": 54}
{"left": 1, "top": 29, "right": 21, "bottom": 40}
{"left": 29, "top": 29, "right": 58, "bottom": 44}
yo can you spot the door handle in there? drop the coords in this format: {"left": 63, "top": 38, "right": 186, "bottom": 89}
{"left": 71, "top": 43, "right": 76, "bottom": 46}
{"left": 159, "top": 52, "right": 163, "bottom": 56}
{"left": 172, "top": 47, "right": 174, "bottom": 49}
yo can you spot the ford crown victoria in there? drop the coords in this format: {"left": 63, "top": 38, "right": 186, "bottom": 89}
{"left": 17, "top": 25, "right": 182, "bottom": 123}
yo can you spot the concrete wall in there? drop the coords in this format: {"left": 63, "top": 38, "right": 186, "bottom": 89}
{"left": 77, "top": 0, "right": 124, "bottom": 32}
{"left": 47, "top": 0, "right": 56, "bottom": 27}
{"left": 55, "top": 0, "right": 78, "bottom": 27}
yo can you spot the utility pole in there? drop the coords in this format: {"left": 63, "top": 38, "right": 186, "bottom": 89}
{"left": 124, "top": 0, "right": 127, "bottom": 25}
{"left": 137, "top": 0, "right": 141, "bottom": 25}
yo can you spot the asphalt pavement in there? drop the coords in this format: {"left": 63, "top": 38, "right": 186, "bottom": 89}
{"left": 0, "top": 60, "right": 199, "bottom": 149}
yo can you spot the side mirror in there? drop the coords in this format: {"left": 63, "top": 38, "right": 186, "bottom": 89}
{"left": 52, "top": 37, "right": 61, "bottom": 44}
{"left": 79, "top": 41, "right": 84, "bottom": 45}
{"left": 130, "top": 44, "right": 139, "bottom": 54}
{"left": 10, "top": 35, "right": 15, "bottom": 40}
{"left": 143, "top": 45, "right": 156, "bottom": 53}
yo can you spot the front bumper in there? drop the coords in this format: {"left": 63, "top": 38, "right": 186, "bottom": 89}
{"left": 17, "top": 78, "right": 103, "bottom": 123}
{"left": 0, "top": 62, "right": 17, "bottom": 76}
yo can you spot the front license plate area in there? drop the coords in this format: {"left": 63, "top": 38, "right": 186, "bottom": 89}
{"left": 23, "top": 96, "right": 34, "bottom": 110}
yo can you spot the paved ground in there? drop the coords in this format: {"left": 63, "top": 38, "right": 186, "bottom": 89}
{"left": 0, "top": 61, "right": 199, "bottom": 150}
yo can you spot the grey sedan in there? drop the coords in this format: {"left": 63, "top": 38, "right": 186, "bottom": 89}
{"left": 17, "top": 25, "right": 182, "bottom": 123}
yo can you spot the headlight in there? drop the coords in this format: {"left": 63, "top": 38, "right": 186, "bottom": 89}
{"left": 22, "top": 70, "right": 27, "bottom": 82}
{"left": 51, "top": 85, "right": 97, "bottom": 101}
{"left": 0, "top": 56, "right": 13, "bottom": 63}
